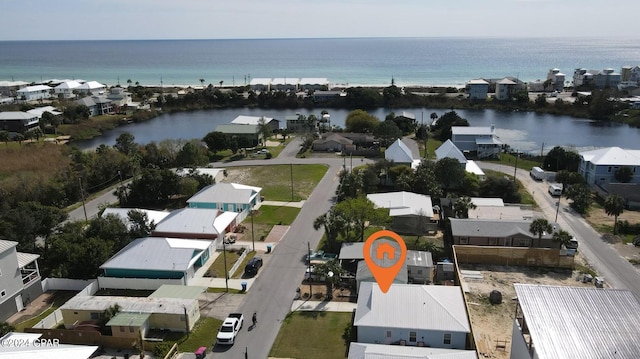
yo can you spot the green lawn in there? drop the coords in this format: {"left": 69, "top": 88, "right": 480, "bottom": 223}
{"left": 425, "top": 138, "right": 443, "bottom": 160}
{"left": 13, "top": 291, "right": 78, "bottom": 331}
{"left": 252, "top": 205, "right": 300, "bottom": 225}
{"left": 232, "top": 251, "right": 257, "bottom": 279}
{"left": 270, "top": 312, "right": 352, "bottom": 359}
{"left": 486, "top": 153, "right": 542, "bottom": 171}
{"left": 225, "top": 164, "right": 328, "bottom": 201}
{"left": 205, "top": 249, "right": 242, "bottom": 278}
{"left": 173, "top": 317, "right": 223, "bottom": 353}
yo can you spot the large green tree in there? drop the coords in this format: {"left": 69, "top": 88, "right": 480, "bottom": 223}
{"left": 345, "top": 110, "right": 380, "bottom": 133}
{"left": 604, "top": 195, "right": 625, "bottom": 234}
{"left": 373, "top": 120, "right": 402, "bottom": 147}
{"left": 435, "top": 157, "right": 466, "bottom": 195}
{"left": 453, "top": 196, "right": 477, "bottom": 219}
{"left": 334, "top": 197, "right": 389, "bottom": 242}
{"left": 203, "top": 131, "right": 229, "bottom": 155}
{"left": 313, "top": 211, "right": 346, "bottom": 253}
{"left": 564, "top": 183, "right": 591, "bottom": 213}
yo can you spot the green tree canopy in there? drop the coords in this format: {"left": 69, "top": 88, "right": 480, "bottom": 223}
{"left": 435, "top": 157, "right": 466, "bottom": 195}
{"left": 529, "top": 218, "right": 553, "bottom": 247}
{"left": 564, "top": 183, "right": 591, "bottom": 213}
{"left": 334, "top": 197, "right": 389, "bottom": 242}
{"left": 373, "top": 120, "right": 402, "bottom": 147}
{"left": 345, "top": 110, "right": 381, "bottom": 133}
{"left": 604, "top": 194, "right": 625, "bottom": 234}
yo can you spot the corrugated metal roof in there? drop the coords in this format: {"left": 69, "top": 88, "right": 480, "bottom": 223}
{"left": 0, "top": 111, "right": 38, "bottom": 120}
{"left": 106, "top": 312, "right": 150, "bottom": 327}
{"left": 356, "top": 260, "right": 408, "bottom": 284}
{"left": 436, "top": 140, "right": 467, "bottom": 164}
{"left": 367, "top": 191, "right": 434, "bottom": 218}
{"left": 580, "top": 146, "right": 640, "bottom": 166}
{"left": 187, "top": 183, "right": 261, "bottom": 206}
{"left": 154, "top": 207, "right": 223, "bottom": 235}
{"left": 451, "top": 126, "right": 495, "bottom": 135}
{"left": 16, "top": 252, "right": 39, "bottom": 268}
{"left": 100, "top": 237, "right": 211, "bottom": 272}
{"left": 214, "top": 123, "right": 259, "bottom": 134}
{"left": 348, "top": 342, "right": 478, "bottom": 359}
{"left": 0, "top": 239, "right": 17, "bottom": 253}
{"left": 231, "top": 115, "right": 275, "bottom": 125}
{"left": 101, "top": 208, "right": 171, "bottom": 229}
{"left": 385, "top": 139, "right": 414, "bottom": 163}
{"left": 406, "top": 250, "right": 433, "bottom": 268}
{"left": 354, "top": 282, "right": 470, "bottom": 333}
{"left": 514, "top": 284, "right": 640, "bottom": 359}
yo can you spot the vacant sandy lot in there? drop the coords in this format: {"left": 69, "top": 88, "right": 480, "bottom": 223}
{"left": 460, "top": 263, "right": 595, "bottom": 359}
{"left": 585, "top": 205, "right": 640, "bottom": 266}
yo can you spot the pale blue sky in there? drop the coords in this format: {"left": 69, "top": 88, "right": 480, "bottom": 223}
{"left": 1, "top": 0, "right": 638, "bottom": 40}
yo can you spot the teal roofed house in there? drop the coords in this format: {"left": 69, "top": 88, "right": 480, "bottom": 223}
{"left": 98, "top": 237, "right": 214, "bottom": 289}
{"left": 187, "top": 182, "right": 262, "bottom": 222}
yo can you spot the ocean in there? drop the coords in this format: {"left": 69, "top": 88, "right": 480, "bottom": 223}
{"left": 1, "top": 37, "right": 639, "bottom": 88}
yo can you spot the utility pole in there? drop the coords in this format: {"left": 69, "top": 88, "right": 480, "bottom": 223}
{"left": 555, "top": 200, "right": 560, "bottom": 223}
{"left": 513, "top": 150, "right": 519, "bottom": 182}
{"left": 250, "top": 210, "right": 255, "bottom": 252}
{"left": 307, "top": 242, "right": 313, "bottom": 297}
{"left": 222, "top": 239, "right": 229, "bottom": 292}
{"left": 78, "top": 177, "right": 88, "bottom": 221}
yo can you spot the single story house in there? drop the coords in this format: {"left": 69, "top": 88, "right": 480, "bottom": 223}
{"left": 0, "top": 111, "right": 40, "bottom": 133}
{"left": 385, "top": 139, "right": 421, "bottom": 168}
{"left": 187, "top": 182, "right": 262, "bottom": 222}
{"left": 231, "top": 115, "right": 280, "bottom": 131}
{"left": 355, "top": 282, "right": 472, "bottom": 349}
{"left": 348, "top": 342, "right": 477, "bottom": 359}
{"left": 152, "top": 208, "right": 238, "bottom": 241}
{"left": 214, "top": 123, "right": 263, "bottom": 146}
{"left": 467, "top": 79, "right": 489, "bottom": 100}
{"left": 449, "top": 218, "right": 561, "bottom": 248}
{"left": 0, "top": 240, "right": 42, "bottom": 322}
{"left": 16, "top": 85, "right": 51, "bottom": 101}
{"left": 451, "top": 125, "right": 502, "bottom": 159}
{"left": 99, "top": 237, "right": 213, "bottom": 287}
{"left": 578, "top": 146, "right": 640, "bottom": 186}
{"left": 340, "top": 132, "right": 377, "bottom": 147}
{"left": 467, "top": 205, "right": 534, "bottom": 221}
{"left": 512, "top": 284, "right": 640, "bottom": 359}
{"left": 26, "top": 105, "right": 62, "bottom": 119}
{"left": 367, "top": 191, "right": 436, "bottom": 235}
{"left": 175, "top": 167, "right": 225, "bottom": 184}
{"left": 60, "top": 293, "right": 200, "bottom": 332}
{"left": 101, "top": 208, "right": 171, "bottom": 229}
{"left": 435, "top": 140, "right": 485, "bottom": 178}
{"left": 0, "top": 332, "right": 98, "bottom": 359}
{"left": 312, "top": 133, "right": 355, "bottom": 153}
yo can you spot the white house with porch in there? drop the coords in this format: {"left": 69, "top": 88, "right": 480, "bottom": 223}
{"left": 451, "top": 126, "right": 502, "bottom": 159}
{"left": 0, "top": 240, "right": 43, "bottom": 322}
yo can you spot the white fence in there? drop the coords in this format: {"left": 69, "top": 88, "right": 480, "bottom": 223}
{"left": 226, "top": 245, "right": 250, "bottom": 278}
{"left": 32, "top": 309, "right": 63, "bottom": 329}
{"left": 41, "top": 278, "right": 98, "bottom": 294}
{"left": 98, "top": 276, "right": 184, "bottom": 290}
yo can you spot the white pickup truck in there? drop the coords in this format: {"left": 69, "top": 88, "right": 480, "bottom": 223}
{"left": 216, "top": 313, "right": 244, "bottom": 345}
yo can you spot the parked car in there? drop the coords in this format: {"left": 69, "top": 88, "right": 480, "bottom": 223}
{"left": 216, "top": 313, "right": 244, "bottom": 345}
{"left": 244, "top": 257, "right": 263, "bottom": 277}
{"left": 565, "top": 237, "right": 579, "bottom": 250}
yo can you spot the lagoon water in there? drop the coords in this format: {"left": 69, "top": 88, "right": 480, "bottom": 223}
{"left": 74, "top": 108, "right": 640, "bottom": 154}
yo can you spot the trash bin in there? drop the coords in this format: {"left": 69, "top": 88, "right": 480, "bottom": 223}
{"left": 266, "top": 245, "right": 272, "bottom": 254}
{"left": 241, "top": 281, "right": 247, "bottom": 292}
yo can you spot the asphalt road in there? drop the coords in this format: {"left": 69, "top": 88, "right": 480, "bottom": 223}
{"left": 479, "top": 162, "right": 640, "bottom": 299}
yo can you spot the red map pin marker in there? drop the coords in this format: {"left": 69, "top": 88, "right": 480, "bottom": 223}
{"left": 363, "top": 230, "right": 407, "bottom": 293}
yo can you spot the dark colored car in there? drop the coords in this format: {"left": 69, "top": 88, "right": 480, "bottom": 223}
{"left": 244, "top": 257, "right": 263, "bottom": 277}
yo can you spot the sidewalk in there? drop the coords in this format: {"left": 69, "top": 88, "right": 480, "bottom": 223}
{"left": 290, "top": 300, "right": 357, "bottom": 312}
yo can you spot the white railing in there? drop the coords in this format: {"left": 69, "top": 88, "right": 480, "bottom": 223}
{"left": 227, "top": 245, "right": 250, "bottom": 278}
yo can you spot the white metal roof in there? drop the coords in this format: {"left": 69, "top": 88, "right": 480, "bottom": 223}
{"left": 154, "top": 208, "right": 224, "bottom": 235}
{"left": 187, "top": 182, "right": 261, "bottom": 205}
{"left": 514, "top": 284, "right": 640, "bottom": 359}
{"left": 451, "top": 126, "right": 495, "bottom": 135}
{"left": 77, "top": 81, "right": 105, "bottom": 90}
{"left": 405, "top": 250, "right": 433, "bottom": 267}
{"left": 348, "top": 342, "right": 478, "bottom": 359}
{"left": 435, "top": 139, "right": 467, "bottom": 164}
{"left": 0, "top": 111, "right": 39, "bottom": 120}
{"left": 0, "top": 332, "right": 98, "bottom": 359}
{"left": 468, "top": 206, "right": 533, "bottom": 221}
{"left": 16, "top": 252, "right": 39, "bottom": 268}
{"left": 467, "top": 79, "right": 489, "bottom": 85}
{"left": 367, "top": 191, "right": 434, "bottom": 217}
{"left": 0, "top": 239, "right": 17, "bottom": 253}
{"left": 249, "top": 78, "right": 272, "bottom": 85}
{"left": 0, "top": 80, "right": 29, "bottom": 87}
{"left": 339, "top": 242, "right": 365, "bottom": 260}
{"left": 100, "top": 236, "right": 211, "bottom": 272}
{"left": 465, "top": 160, "right": 485, "bottom": 176}
{"left": 354, "top": 282, "right": 470, "bottom": 333}
{"left": 470, "top": 197, "right": 504, "bottom": 207}
{"left": 580, "top": 146, "right": 640, "bottom": 166}
{"left": 385, "top": 139, "right": 415, "bottom": 163}
{"left": 497, "top": 78, "right": 517, "bottom": 85}
{"left": 231, "top": 115, "right": 275, "bottom": 125}
{"left": 54, "top": 80, "right": 82, "bottom": 89}
{"left": 26, "top": 106, "right": 62, "bottom": 117}
{"left": 17, "top": 85, "right": 51, "bottom": 92}
{"left": 271, "top": 77, "right": 299, "bottom": 85}
{"left": 101, "top": 208, "right": 171, "bottom": 229}
{"left": 299, "top": 78, "right": 328, "bottom": 85}
{"left": 213, "top": 211, "right": 238, "bottom": 233}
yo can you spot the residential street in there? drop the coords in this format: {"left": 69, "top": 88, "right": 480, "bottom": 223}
{"left": 479, "top": 162, "right": 640, "bottom": 299}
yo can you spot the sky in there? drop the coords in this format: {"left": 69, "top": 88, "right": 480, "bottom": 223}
{"left": 1, "top": 0, "right": 639, "bottom": 41}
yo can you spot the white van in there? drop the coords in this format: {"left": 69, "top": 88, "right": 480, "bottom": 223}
{"left": 530, "top": 166, "right": 545, "bottom": 181}
{"left": 548, "top": 184, "right": 563, "bottom": 196}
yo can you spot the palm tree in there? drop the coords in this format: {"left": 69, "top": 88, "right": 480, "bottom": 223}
{"left": 529, "top": 218, "right": 552, "bottom": 248}
{"left": 219, "top": 80, "right": 224, "bottom": 88}
{"left": 604, "top": 195, "right": 625, "bottom": 234}
{"left": 552, "top": 230, "right": 573, "bottom": 249}
{"left": 127, "top": 79, "right": 132, "bottom": 87}
{"left": 199, "top": 78, "right": 205, "bottom": 87}
{"left": 313, "top": 212, "right": 345, "bottom": 253}
{"left": 314, "top": 259, "right": 344, "bottom": 300}
{"left": 453, "top": 196, "right": 477, "bottom": 218}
